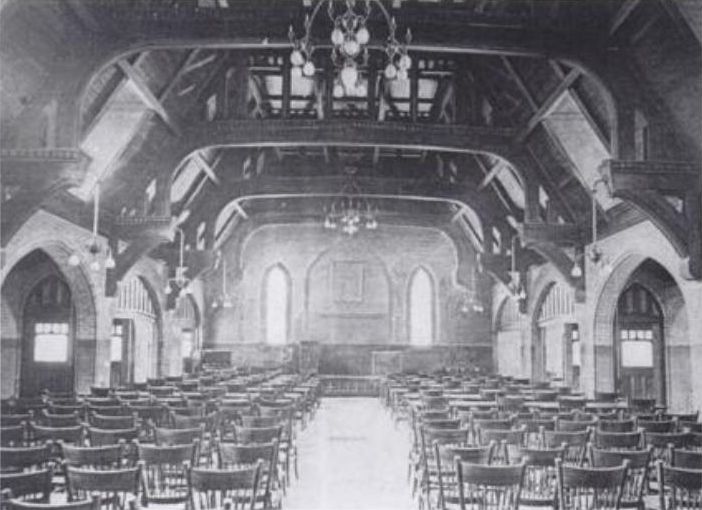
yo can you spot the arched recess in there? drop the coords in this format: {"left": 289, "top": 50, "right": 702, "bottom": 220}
{"left": 407, "top": 266, "right": 436, "bottom": 347}
{"left": 304, "top": 243, "right": 392, "bottom": 344}
{"left": 262, "top": 264, "right": 291, "bottom": 345}
{"left": 174, "top": 295, "right": 201, "bottom": 364}
{"left": 1, "top": 245, "right": 96, "bottom": 398}
{"left": 530, "top": 281, "right": 576, "bottom": 386}
{"left": 593, "top": 256, "right": 692, "bottom": 411}
{"left": 494, "top": 296, "right": 524, "bottom": 378}
{"left": 114, "top": 276, "right": 162, "bottom": 383}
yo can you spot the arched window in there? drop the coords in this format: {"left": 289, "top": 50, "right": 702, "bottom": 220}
{"left": 263, "top": 265, "right": 290, "bottom": 345}
{"left": 409, "top": 268, "right": 434, "bottom": 346}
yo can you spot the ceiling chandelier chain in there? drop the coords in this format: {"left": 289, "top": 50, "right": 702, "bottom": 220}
{"left": 288, "top": 0, "right": 413, "bottom": 97}
{"left": 68, "top": 181, "right": 116, "bottom": 272}
{"left": 212, "top": 252, "right": 234, "bottom": 310}
{"left": 323, "top": 169, "right": 378, "bottom": 236}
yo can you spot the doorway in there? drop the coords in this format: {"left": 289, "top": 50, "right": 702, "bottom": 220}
{"left": 21, "top": 276, "right": 75, "bottom": 397}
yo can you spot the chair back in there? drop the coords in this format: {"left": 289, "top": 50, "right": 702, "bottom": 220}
{"left": 216, "top": 440, "right": 278, "bottom": 505}
{"left": 0, "top": 426, "right": 26, "bottom": 446}
{"left": 86, "top": 426, "right": 138, "bottom": 447}
{"left": 154, "top": 426, "right": 202, "bottom": 446}
{"left": 137, "top": 442, "right": 197, "bottom": 504}
{"left": 671, "top": 448, "right": 702, "bottom": 469}
{"left": 556, "top": 418, "right": 594, "bottom": 432}
{"left": 65, "top": 465, "right": 141, "bottom": 509}
{"left": 455, "top": 461, "right": 525, "bottom": 510}
{"left": 556, "top": 458, "right": 628, "bottom": 510}
{"left": 0, "top": 469, "right": 52, "bottom": 504}
{"left": 61, "top": 443, "right": 124, "bottom": 469}
{"left": 590, "top": 447, "right": 651, "bottom": 509}
{"left": 423, "top": 418, "right": 462, "bottom": 430}
{"left": 30, "top": 424, "right": 83, "bottom": 445}
{"left": 638, "top": 419, "right": 675, "bottom": 433}
{"left": 232, "top": 425, "right": 282, "bottom": 444}
{"left": 0, "top": 445, "right": 51, "bottom": 473}
{"left": 593, "top": 430, "right": 643, "bottom": 450}
{"left": 41, "top": 410, "right": 80, "bottom": 427}
{"left": 656, "top": 461, "right": 702, "bottom": 510}
{"left": 187, "top": 463, "right": 263, "bottom": 510}
{"left": 598, "top": 419, "right": 636, "bottom": 433}
{"left": 89, "top": 413, "right": 135, "bottom": 430}
{"left": 4, "top": 496, "right": 100, "bottom": 510}
{"left": 1, "top": 415, "right": 31, "bottom": 427}
{"left": 543, "top": 430, "right": 589, "bottom": 465}
{"left": 515, "top": 445, "right": 565, "bottom": 506}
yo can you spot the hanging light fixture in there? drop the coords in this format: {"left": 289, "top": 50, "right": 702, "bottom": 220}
{"left": 211, "top": 252, "right": 234, "bottom": 310}
{"left": 164, "top": 228, "right": 192, "bottom": 298}
{"left": 323, "top": 168, "right": 378, "bottom": 236}
{"left": 288, "top": 0, "right": 413, "bottom": 97}
{"left": 587, "top": 178, "right": 613, "bottom": 273}
{"left": 507, "top": 235, "right": 526, "bottom": 301}
{"left": 68, "top": 181, "right": 116, "bottom": 271}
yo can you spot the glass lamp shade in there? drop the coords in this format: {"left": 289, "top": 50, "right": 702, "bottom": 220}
{"left": 342, "top": 38, "right": 361, "bottom": 57}
{"left": 333, "top": 82, "right": 345, "bottom": 98}
{"left": 384, "top": 63, "right": 397, "bottom": 80}
{"left": 68, "top": 254, "right": 81, "bottom": 267}
{"left": 302, "top": 60, "right": 316, "bottom": 77}
{"left": 398, "top": 54, "right": 412, "bottom": 70}
{"left": 291, "top": 65, "right": 303, "bottom": 79}
{"left": 396, "top": 67, "right": 408, "bottom": 81}
{"left": 331, "top": 27, "right": 344, "bottom": 46}
{"left": 290, "top": 49, "right": 305, "bottom": 67}
{"left": 340, "top": 65, "right": 358, "bottom": 88}
{"left": 89, "top": 259, "right": 101, "bottom": 272}
{"left": 356, "top": 26, "right": 370, "bottom": 45}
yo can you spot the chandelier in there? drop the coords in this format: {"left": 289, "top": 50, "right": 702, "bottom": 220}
{"left": 571, "top": 177, "right": 612, "bottom": 277}
{"left": 68, "top": 182, "right": 116, "bottom": 272}
{"left": 164, "top": 228, "right": 192, "bottom": 298}
{"left": 288, "top": 0, "right": 413, "bottom": 97}
{"left": 323, "top": 170, "right": 378, "bottom": 236}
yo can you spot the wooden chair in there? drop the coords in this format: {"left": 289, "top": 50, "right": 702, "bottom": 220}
{"left": 472, "top": 419, "right": 513, "bottom": 444}
{"left": 656, "top": 461, "right": 702, "bottom": 510}
{"left": 556, "top": 418, "right": 596, "bottom": 433}
{"left": 0, "top": 426, "right": 26, "bottom": 447}
{"left": 0, "top": 445, "right": 52, "bottom": 474}
{"left": 137, "top": 441, "right": 197, "bottom": 506}
{"left": 2, "top": 496, "right": 100, "bottom": 510}
{"left": 216, "top": 439, "right": 280, "bottom": 507}
{"left": 522, "top": 418, "right": 555, "bottom": 448}
{"left": 65, "top": 465, "right": 141, "bottom": 510}
{"left": 680, "top": 421, "right": 702, "bottom": 433}
{"left": 61, "top": 443, "right": 125, "bottom": 469}
{"left": 29, "top": 424, "right": 83, "bottom": 446}
{"left": 434, "top": 443, "right": 494, "bottom": 510}
{"left": 0, "top": 470, "right": 52, "bottom": 505}
{"left": 514, "top": 445, "right": 565, "bottom": 508}
{"left": 455, "top": 461, "right": 525, "bottom": 510}
{"left": 543, "top": 430, "right": 589, "bottom": 465}
{"left": 231, "top": 425, "right": 282, "bottom": 445}
{"left": 590, "top": 447, "right": 652, "bottom": 509}
{"left": 418, "top": 427, "right": 471, "bottom": 508}
{"left": 187, "top": 462, "right": 263, "bottom": 510}
{"left": 670, "top": 448, "right": 702, "bottom": 470}
{"left": 555, "top": 458, "right": 628, "bottom": 510}
{"left": 593, "top": 431, "right": 643, "bottom": 451}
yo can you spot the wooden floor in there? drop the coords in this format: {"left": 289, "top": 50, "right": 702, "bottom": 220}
{"left": 287, "top": 397, "right": 415, "bottom": 510}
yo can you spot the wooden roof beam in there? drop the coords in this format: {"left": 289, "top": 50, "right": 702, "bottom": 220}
{"left": 117, "top": 59, "right": 182, "bottom": 136}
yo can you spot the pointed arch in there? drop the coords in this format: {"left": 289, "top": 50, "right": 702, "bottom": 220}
{"left": 262, "top": 264, "right": 291, "bottom": 345}
{"left": 408, "top": 266, "right": 436, "bottom": 346}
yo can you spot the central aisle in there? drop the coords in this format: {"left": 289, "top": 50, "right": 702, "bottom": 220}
{"left": 286, "top": 397, "right": 415, "bottom": 510}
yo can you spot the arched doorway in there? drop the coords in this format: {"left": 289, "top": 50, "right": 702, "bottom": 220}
{"left": 532, "top": 282, "right": 576, "bottom": 385}
{"left": 174, "top": 295, "right": 201, "bottom": 374}
{"left": 115, "top": 277, "right": 161, "bottom": 384}
{"left": 614, "top": 283, "right": 664, "bottom": 404}
{"left": 21, "top": 275, "right": 75, "bottom": 396}
{"left": 262, "top": 264, "right": 291, "bottom": 345}
{"left": 408, "top": 267, "right": 435, "bottom": 346}
{"left": 594, "top": 257, "right": 691, "bottom": 411}
{"left": 494, "top": 297, "right": 523, "bottom": 378}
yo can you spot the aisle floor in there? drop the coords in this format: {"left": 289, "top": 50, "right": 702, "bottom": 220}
{"left": 286, "top": 397, "right": 415, "bottom": 510}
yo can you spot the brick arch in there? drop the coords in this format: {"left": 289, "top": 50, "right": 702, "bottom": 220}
{"left": 1, "top": 243, "right": 96, "bottom": 341}
{"left": 592, "top": 253, "right": 691, "bottom": 410}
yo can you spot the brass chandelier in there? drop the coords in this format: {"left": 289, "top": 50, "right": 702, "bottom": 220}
{"left": 288, "top": 0, "right": 413, "bottom": 97}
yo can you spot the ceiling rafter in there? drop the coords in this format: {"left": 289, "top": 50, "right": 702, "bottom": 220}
{"left": 515, "top": 66, "right": 581, "bottom": 143}
{"left": 609, "top": 0, "right": 642, "bottom": 37}
{"left": 117, "top": 59, "right": 182, "bottom": 136}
